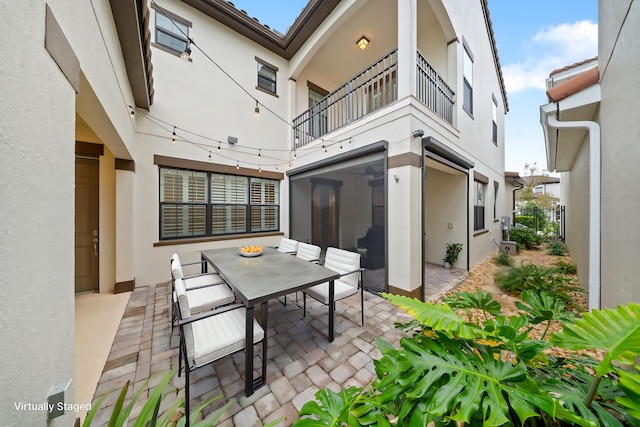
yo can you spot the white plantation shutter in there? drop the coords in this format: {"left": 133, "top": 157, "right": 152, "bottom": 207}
{"left": 160, "top": 169, "right": 207, "bottom": 238}
{"left": 210, "top": 174, "right": 248, "bottom": 234}
{"left": 250, "top": 178, "right": 278, "bottom": 231}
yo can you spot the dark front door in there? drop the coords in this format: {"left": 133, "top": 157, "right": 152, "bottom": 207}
{"left": 311, "top": 179, "right": 340, "bottom": 250}
{"left": 75, "top": 156, "right": 100, "bottom": 292}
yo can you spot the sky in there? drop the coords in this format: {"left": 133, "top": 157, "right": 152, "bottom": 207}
{"left": 229, "top": 0, "right": 598, "bottom": 176}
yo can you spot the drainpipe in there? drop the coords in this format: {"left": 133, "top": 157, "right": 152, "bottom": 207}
{"left": 544, "top": 114, "right": 600, "bottom": 310}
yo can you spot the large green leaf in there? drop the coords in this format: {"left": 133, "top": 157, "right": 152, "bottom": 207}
{"left": 294, "top": 387, "right": 388, "bottom": 427}
{"left": 373, "top": 332, "right": 593, "bottom": 426}
{"left": 616, "top": 365, "right": 640, "bottom": 421}
{"left": 551, "top": 303, "right": 640, "bottom": 376}
{"left": 442, "top": 289, "right": 502, "bottom": 316}
{"left": 382, "top": 294, "right": 485, "bottom": 339}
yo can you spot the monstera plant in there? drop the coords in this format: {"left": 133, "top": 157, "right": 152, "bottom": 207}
{"left": 293, "top": 291, "right": 640, "bottom": 426}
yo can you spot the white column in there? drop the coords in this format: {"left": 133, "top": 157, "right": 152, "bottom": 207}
{"left": 397, "top": 0, "right": 418, "bottom": 99}
{"left": 116, "top": 168, "right": 134, "bottom": 285}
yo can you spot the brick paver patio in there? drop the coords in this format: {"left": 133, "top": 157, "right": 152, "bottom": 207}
{"left": 89, "top": 268, "right": 466, "bottom": 426}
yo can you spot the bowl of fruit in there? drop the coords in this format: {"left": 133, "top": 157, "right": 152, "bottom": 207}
{"left": 239, "top": 245, "right": 263, "bottom": 257}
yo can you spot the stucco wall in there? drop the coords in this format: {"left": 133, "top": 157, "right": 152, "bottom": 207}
{"left": 0, "top": 3, "right": 76, "bottom": 426}
{"left": 599, "top": 0, "right": 640, "bottom": 307}
{"left": 563, "top": 139, "right": 591, "bottom": 296}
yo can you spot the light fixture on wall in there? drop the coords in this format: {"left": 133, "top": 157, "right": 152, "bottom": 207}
{"left": 394, "top": 175, "right": 400, "bottom": 183}
{"left": 181, "top": 41, "right": 192, "bottom": 61}
{"left": 412, "top": 129, "right": 425, "bottom": 138}
{"left": 254, "top": 100, "right": 260, "bottom": 116}
{"left": 357, "top": 36, "right": 369, "bottom": 50}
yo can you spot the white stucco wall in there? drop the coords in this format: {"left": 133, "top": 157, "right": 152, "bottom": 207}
{"left": 599, "top": 0, "right": 640, "bottom": 307}
{"left": 0, "top": 3, "right": 76, "bottom": 425}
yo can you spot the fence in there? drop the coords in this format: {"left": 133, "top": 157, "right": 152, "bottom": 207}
{"left": 513, "top": 205, "right": 565, "bottom": 240}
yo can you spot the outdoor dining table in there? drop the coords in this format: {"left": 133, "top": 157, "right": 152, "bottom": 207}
{"left": 200, "top": 247, "right": 340, "bottom": 396}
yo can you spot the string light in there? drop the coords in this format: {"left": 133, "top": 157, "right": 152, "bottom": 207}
{"left": 217, "top": 142, "right": 221, "bottom": 152}
{"left": 254, "top": 100, "right": 260, "bottom": 116}
{"left": 181, "top": 40, "right": 192, "bottom": 61}
{"left": 258, "top": 148, "right": 261, "bottom": 160}
{"left": 172, "top": 126, "right": 176, "bottom": 144}
{"left": 258, "top": 164, "right": 262, "bottom": 173}
{"left": 208, "top": 151, "right": 211, "bottom": 160}
{"left": 236, "top": 161, "right": 240, "bottom": 170}
{"left": 128, "top": 105, "right": 135, "bottom": 118}
{"left": 340, "top": 142, "right": 343, "bottom": 151}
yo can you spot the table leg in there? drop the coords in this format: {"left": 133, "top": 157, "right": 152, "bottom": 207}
{"left": 261, "top": 302, "right": 267, "bottom": 384}
{"left": 200, "top": 254, "right": 208, "bottom": 274}
{"left": 245, "top": 305, "right": 254, "bottom": 396}
{"left": 329, "top": 279, "right": 334, "bottom": 342}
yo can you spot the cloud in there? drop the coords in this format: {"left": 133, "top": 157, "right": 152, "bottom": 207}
{"left": 503, "top": 20, "right": 598, "bottom": 94}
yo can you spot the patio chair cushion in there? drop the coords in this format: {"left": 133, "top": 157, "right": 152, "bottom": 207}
{"left": 190, "top": 307, "right": 264, "bottom": 367}
{"left": 296, "top": 242, "right": 321, "bottom": 262}
{"left": 172, "top": 258, "right": 223, "bottom": 290}
{"left": 185, "top": 284, "right": 235, "bottom": 314}
{"left": 304, "top": 278, "right": 358, "bottom": 304}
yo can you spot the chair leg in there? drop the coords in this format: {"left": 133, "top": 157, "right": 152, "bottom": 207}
{"left": 303, "top": 292, "right": 307, "bottom": 318}
{"left": 360, "top": 271, "right": 365, "bottom": 326}
{"left": 185, "top": 369, "right": 190, "bottom": 426}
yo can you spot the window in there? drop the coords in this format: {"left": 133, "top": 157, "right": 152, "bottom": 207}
{"left": 534, "top": 186, "right": 544, "bottom": 194}
{"left": 473, "top": 172, "right": 488, "bottom": 231}
{"left": 463, "top": 41, "right": 474, "bottom": 115}
{"left": 153, "top": 8, "right": 190, "bottom": 55}
{"left": 492, "top": 96, "right": 498, "bottom": 144}
{"left": 493, "top": 180, "right": 499, "bottom": 220}
{"left": 256, "top": 57, "right": 277, "bottom": 95}
{"left": 160, "top": 167, "right": 279, "bottom": 239}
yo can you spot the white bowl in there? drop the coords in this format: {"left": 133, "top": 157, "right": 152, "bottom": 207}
{"left": 239, "top": 249, "right": 262, "bottom": 257}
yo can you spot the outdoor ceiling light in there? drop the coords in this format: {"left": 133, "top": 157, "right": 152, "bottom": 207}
{"left": 357, "top": 36, "right": 369, "bottom": 50}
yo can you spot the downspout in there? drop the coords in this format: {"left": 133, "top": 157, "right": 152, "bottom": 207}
{"left": 544, "top": 114, "right": 601, "bottom": 310}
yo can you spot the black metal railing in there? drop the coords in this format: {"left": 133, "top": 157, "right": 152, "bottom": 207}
{"left": 293, "top": 49, "right": 398, "bottom": 148}
{"left": 513, "top": 205, "right": 565, "bottom": 240}
{"left": 416, "top": 50, "right": 455, "bottom": 124}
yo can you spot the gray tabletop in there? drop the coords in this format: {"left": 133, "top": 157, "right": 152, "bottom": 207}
{"left": 201, "top": 247, "right": 339, "bottom": 305}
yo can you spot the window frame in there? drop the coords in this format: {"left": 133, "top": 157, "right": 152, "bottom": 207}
{"left": 256, "top": 56, "right": 278, "bottom": 96}
{"left": 158, "top": 165, "right": 281, "bottom": 240}
{"left": 462, "top": 39, "right": 474, "bottom": 116}
{"left": 492, "top": 95, "right": 498, "bottom": 144}
{"left": 151, "top": 5, "right": 192, "bottom": 58}
{"left": 473, "top": 171, "right": 488, "bottom": 232}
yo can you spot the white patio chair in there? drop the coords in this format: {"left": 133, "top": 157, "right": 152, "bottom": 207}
{"left": 277, "top": 237, "right": 299, "bottom": 254}
{"left": 174, "top": 278, "right": 264, "bottom": 427}
{"left": 302, "top": 247, "right": 365, "bottom": 326}
{"left": 296, "top": 242, "right": 321, "bottom": 263}
{"left": 170, "top": 254, "right": 235, "bottom": 336}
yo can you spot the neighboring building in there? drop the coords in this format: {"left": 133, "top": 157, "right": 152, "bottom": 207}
{"left": 540, "top": 0, "right": 640, "bottom": 309}
{"left": 521, "top": 175, "right": 561, "bottom": 203}
{"left": 0, "top": 0, "right": 508, "bottom": 423}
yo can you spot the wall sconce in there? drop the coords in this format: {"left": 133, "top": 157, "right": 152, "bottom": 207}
{"left": 394, "top": 175, "right": 399, "bottom": 183}
{"left": 357, "top": 36, "right": 369, "bottom": 50}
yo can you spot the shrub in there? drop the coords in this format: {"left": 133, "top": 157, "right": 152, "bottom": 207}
{"left": 508, "top": 226, "right": 544, "bottom": 249}
{"left": 556, "top": 259, "right": 577, "bottom": 275}
{"left": 493, "top": 251, "right": 514, "bottom": 267}
{"left": 544, "top": 220, "right": 561, "bottom": 238}
{"left": 547, "top": 240, "right": 567, "bottom": 256}
{"left": 494, "top": 263, "right": 580, "bottom": 306}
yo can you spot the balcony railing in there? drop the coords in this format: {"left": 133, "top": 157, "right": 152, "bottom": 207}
{"left": 292, "top": 49, "right": 455, "bottom": 148}
{"left": 293, "top": 49, "right": 398, "bottom": 148}
{"left": 416, "top": 49, "right": 455, "bottom": 124}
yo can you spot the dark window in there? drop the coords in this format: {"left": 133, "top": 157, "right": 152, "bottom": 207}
{"left": 493, "top": 180, "right": 499, "bottom": 220}
{"left": 257, "top": 61, "right": 277, "bottom": 94}
{"left": 160, "top": 167, "right": 279, "bottom": 239}
{"left": 463, "top": 44, "right": 473, "bottom": 115}
{"left": 155, "top": 12, "right": 189, "bottom": 54}
{"left": 492, "top": 96, "right": 498, "bottom": 144}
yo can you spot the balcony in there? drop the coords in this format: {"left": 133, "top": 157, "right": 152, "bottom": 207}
{"left": 292, "top": 49, "right": 454, "bottom": 148}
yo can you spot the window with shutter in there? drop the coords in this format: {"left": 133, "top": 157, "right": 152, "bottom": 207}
{"left": 160, "top": 167, "right": 279, "bottom": 239}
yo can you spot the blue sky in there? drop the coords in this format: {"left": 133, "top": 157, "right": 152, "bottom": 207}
{"left": 230, "top": 0, "right": 598, "bottom": 175}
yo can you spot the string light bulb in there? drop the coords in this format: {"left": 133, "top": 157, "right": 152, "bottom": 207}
{"left": 172, "top": 127, "right": 176, "bottom": 144}
{"left": 208, "top": 151, "right": 211, "bottom": 161}
{"left": 259, "top": 165, "right": 262, "bottom": 173}
{"left": 236, "top": 161, "right": 240, "bottom": 170}
{"left": 181, "top": 40, "right": 192, "bottom": 61}
{"left": 340, "top": 142, "right": 343, "bottom": 151}
{"left": 128, "top": 105, "right": 135, "bottom": 118}
{"left": 217, "top": 142, "right": 221, "bottom": 152}
{"left": 258, "top": 149, "right": 261, "bottom": 160}
{"left": 254, "top": 100, "right": 260, "bottom": 116}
